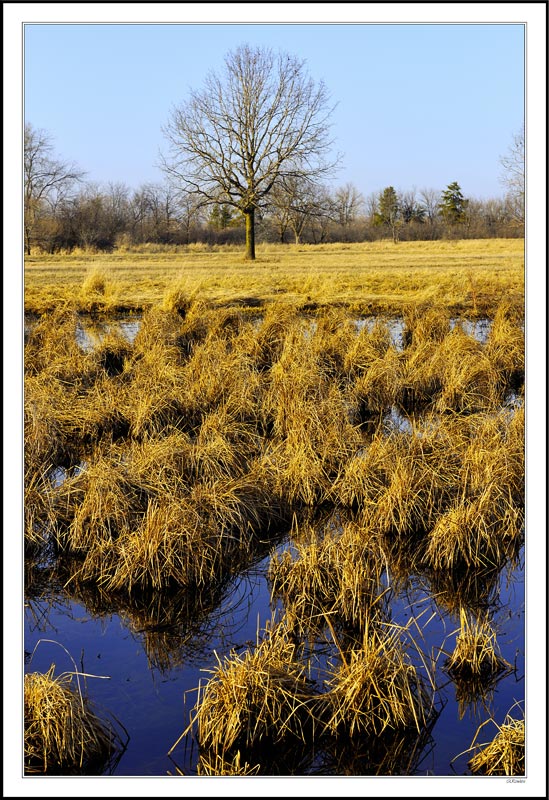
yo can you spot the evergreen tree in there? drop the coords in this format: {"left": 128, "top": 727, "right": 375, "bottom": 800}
{"left": 439, "top": 181, "right": 468, "bottom": 223}
{"left": 208, "top": 203, "right": 235, "bottom": 230}
{"left": 374, "top": 186, "right": 401, "bottom": 242}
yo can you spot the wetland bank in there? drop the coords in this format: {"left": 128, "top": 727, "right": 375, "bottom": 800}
{"left": 23, "top": 240, "right": 525, "bottom": 778}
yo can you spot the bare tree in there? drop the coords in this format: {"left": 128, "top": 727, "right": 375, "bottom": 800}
{"left": 419, "top": 188, "right": 440, "bottom": 225}
{"left": 364, "top": 191, "right": 379, "bottom": 220}
{"left": 499, "top": 125, "right": 525, "bottom": 223}
{"left": 333, "top": 182, "right": 364, "bottom": 227}
{"left": 176, "top": 190, "right": 203, "bottom": 245}
{"left": 268, "top": 176, "right": 331, "bottom": 245}
{"left": 399, "top": 188, "right": 425, "bottom": 224}
{"left": 161, "top": 44, "right": 339, "bottom": 259}
{"left": 24, "top": 123, "right": 84, "bottom": 254}
{"left": 141, "top": 183, "right": 180, "bottom": 243}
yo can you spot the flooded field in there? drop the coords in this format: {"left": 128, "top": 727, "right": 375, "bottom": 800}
{"left": 24, "top": 514, "right": 524, "bottom": 777}
{"left": 23, "top": 300, "right": 526, "bottom": 780}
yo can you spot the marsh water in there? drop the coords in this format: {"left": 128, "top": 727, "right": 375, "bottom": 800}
{"left": 24, "top": 531, "right": 524, "bottom": 776}
{"left": 23, "top": 311, "right": 525, "bottom": 777}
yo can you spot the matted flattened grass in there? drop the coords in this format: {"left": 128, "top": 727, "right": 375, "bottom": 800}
{"left": 24, "top": 239, "right": 524, "bottom": 316}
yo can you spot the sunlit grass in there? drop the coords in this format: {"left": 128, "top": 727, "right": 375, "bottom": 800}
{"left": 457, "top": 705, "right": 525, "bottom": 776}
{"left": 24, "top": 239, "right": 524, "bottom": 316}
{"left": 24, "top": 663, "right": 125, "bottom": 774}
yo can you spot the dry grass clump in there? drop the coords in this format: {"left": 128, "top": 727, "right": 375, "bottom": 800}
{"left": 403, "top": 304, "right": 451, "bottom": 348}
{"left": 337, "top": 418, "right": 459, "bottom": 541}
{"left": 399, "top": 339, "right": 443, "bottom": 412}
{"left": 126, "top": 430, "right": 194, "bottom": 490}
{"left": 324, "top": 623, "right": 435, "bottom": 738}
{"left": 485, "top": 301, "right": 525, "bottom": 394}
{"left": 262, "top": 392, "right": 362, "bottom": 507}
{"left": 117, "top": 315, "right": 191, "bottom": 437}
{"left": 85, "top": 497, "right": 217, "bottom": 592}
{"left": 331, "top": 433, "right": 388, "bottom": 510}
{"left": 268, "top": 522, "right": 388, "bottom": 636}
{"left": 196, "top": 752, "right": 261, "bottom": 776}
{"left": 370, "top": 438, "right": 443, "bottom": 542}
{"left": 24, "top": 374, "right": 74, "bottom": 472}
{"left": 177, "top": 299, "right": 217, "bottom": 354}
{"left": 24, "top": 467, "right": 59, "bottom": 556}
{"left": 245, "top": 300, "right": 301, "bottom": 371}
{"left": 466, "top": 710, "right": 525, "bottom": 775}
{"left": 90, "top": 331, "right": 133, "bottom": 378}
{"left": 66, "top": 468, "right": 284, "bottom": 593}
{"left": 190, "top": 406, "right": 262, "bottom": 481}
{"left": 444, "top": 608, "right": 511, "bottom": 684}
{"left": 24, "top": 664, "right": 123, "bottom": 774}
{"left": 425, "top": 488, "right": 520, "bottom": 573}
{"left": 352, "top": 348, "right": 403, "bottom": 418}
{"left": 186, "top": 622, "right": 322, "bottom": 770}
{"left": 400, "top": 334, "right": 495, "bottom": 415}
{"left": 79, "top": 267, "right": 118, "bottom": 311}
{"left": 343, "top": 318, "right": 393, "bottom": 377}
{"left": 398, "top": 301, "right": 524, "bottom": 414}
{"left": 309, "top": 306, "right": 355, "bottom": 376}
{"left": 259, "top": 327, "right": 362, "bottom": 505}
{"left": 24, "top": 308, "right": 82, "bottom": 377}
{"left": 181, "top": 334, "right": 264, "bottom": 433}
{"left": 133, "top": 307, "right": 186, "bottom": 364}
{"left": 425, "top": 409, "right": 524, "bottom": 571}
{"left": 161, "top": 280, "right": 195, "bottom": 316}
{"left": 431, "top": 328, "right": 499, "bottom": 413}
{"left": 52, "top": 453, "right": 147, "bottom": 554}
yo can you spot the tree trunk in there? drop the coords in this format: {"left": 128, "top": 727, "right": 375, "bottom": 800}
{"left": 244, "top": 208, "right": 255, "bottom": 260}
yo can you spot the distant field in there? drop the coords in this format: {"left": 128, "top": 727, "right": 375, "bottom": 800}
{"left": 24, "top": 238, "right": 525, "bottom": 317}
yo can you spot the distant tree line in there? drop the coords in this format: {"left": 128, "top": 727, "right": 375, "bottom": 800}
{"left": 24, "top": 121, "right": 525, "bottom": 255}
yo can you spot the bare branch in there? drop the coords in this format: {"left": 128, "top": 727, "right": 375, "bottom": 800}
{"left": 161, "top": 44, "right": 340, "bottom": 258}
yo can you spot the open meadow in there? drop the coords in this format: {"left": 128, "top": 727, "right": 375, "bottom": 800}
{"left": 24, "top": 238, "right": 525, "bottom": 777}
{"left": 24, "top": 238, "right": 524, "bottom": 317}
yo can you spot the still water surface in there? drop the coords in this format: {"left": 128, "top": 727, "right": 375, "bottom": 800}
{"left": 24, "top": 543, "right": 524, "bottom": 777}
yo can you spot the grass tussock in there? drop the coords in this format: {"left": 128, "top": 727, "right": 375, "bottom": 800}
{"left": 268, "top": 521, "right": 388, "bottom": 636}
{"left": 465, "top": 709, "right": 525, "bottom": 775}
{"left": 24, "top": 664, "right": 124, "bottom": 774}
{"left": 425, "top": 409, "right": 524, "bottom": 572}
{"left": 79, "top": 267, "right": 119, "bottom": 311}
{"left": 187, "top": 622, "right": 322, "bottom": 769}
{"left": 444, "top": 608, "right": 511, "bottom": 684}
{"left": 324, "top": 623, "right": 435, "bottom": 738}
{"left": 196, "top": 752, "right": 261, "bottom": 776}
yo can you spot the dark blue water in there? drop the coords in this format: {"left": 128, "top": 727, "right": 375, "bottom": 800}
{"left": 24, "top": 546, "right": 524, "bottom": 777}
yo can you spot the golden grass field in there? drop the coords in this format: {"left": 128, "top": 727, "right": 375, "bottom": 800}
{"left": 24, "top": 238, "right": 524, "bottom": 316}
{"left": 23, "top": 236, "right": 526, "bottom": 776}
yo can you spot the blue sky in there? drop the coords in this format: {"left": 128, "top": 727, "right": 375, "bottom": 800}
{"left": 24, "top": 21, "right": 525, "bottom": 200}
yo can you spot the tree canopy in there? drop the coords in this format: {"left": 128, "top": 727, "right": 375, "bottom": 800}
{"left": 161, "top": 44, "right": 339, "bottom": 259}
